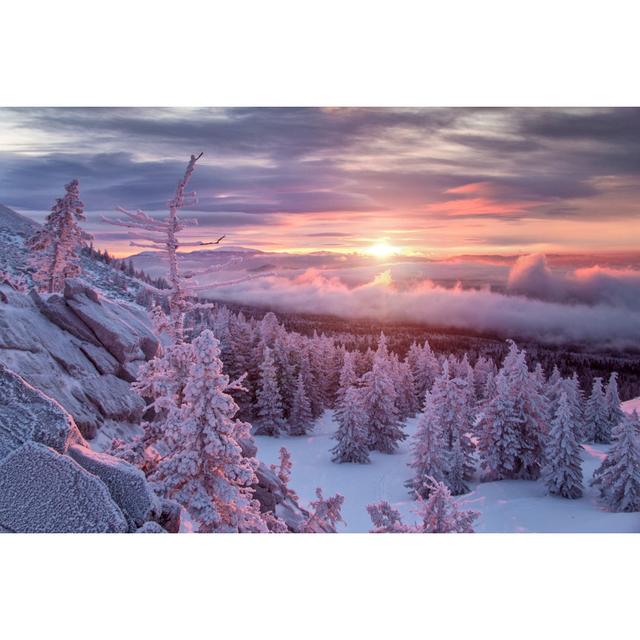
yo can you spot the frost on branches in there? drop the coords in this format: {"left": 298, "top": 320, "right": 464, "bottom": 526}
{"left": 368, "top": 479, "right": 478, "bottom": 533}
{"left": 150, "top": 330, "right": 268, "bottom": 532}
{"left": 255, "top": 346, "right": 285, "bottom": 436}
{"left": 27, "top": 180, "right": 93, "bottom": 293}
{"left": 585, "top": 377, "right": 609, "bottom": 443}
{"left": 406, "top": 390, "right": 449, "bottom": 497}
{"left": 303, "top": 488, "right": 345, "bottom": 532}
{"left": 542, "top": 392, "right": 583, "bottom": 499}
{"left": 361, "top": 333, "right": 406, "bottom": 453}
{"left": 288, "top": 372, "right": 313, "bottom": 436}
{"left": 104, "top": 153, "right": 228, "bottom": 341}
{"left": 478, "top": 341, "right": 547, "bottom": 481}
{"left": 591, "top": 413, "right": 640, "bottom": 513}
{"left": 331, "top": 386, "right": 370, "bottom": 464}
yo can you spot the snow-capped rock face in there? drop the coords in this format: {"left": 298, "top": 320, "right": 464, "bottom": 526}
{"left": 0, "top": 364, "right": 85, "bottom": 459}
{"left": 68, "top": 444, "right": 160, "bottom": 530}
{"left": 0, "top": 364, "right": 167, "bottom": 533}
{"left": 0, "top": 279, "right": 157, "bottom": 439}
{"left": 0, "top": 441, "right": 129, "bottom": 533}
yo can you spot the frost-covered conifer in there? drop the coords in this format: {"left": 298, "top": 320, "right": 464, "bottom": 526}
{"left": 367, "top": 501, "right": 409, "bottom": 533}
{"left": 428, "top": 363, "right": 475, "bottom": 494}
{"left": 151, "top": 330, "right": 268, "bottom": 532}
{"left": 303, "top": 488, "right": 345, "bottom": 532}
{"left": 289, "top": 372, "right": 313, "bottom": 436}
{"left": 27, "top": 179, "right": 92, "bottom": 293}
{"left": 478, "top": 341, "right": 547, "bottom": 480}
{"left": 335, "top": 350, "right": 358, "bottom": 424}
{"left": 406, "top": 390, "right": 449, "bottom": 497}
{"left": 369, "top": 479, "right": 478, "bottom": 533}
{"left": 414, "top": 480, "right": 478, "bottom": 533}
{"left": 255, "top": 346, "right": 285, "bottom": 436}
{"left": 361, "top": 333, "right": 406, "bottom": 453}
{"left": 604, "top": 372, "right": 625, "bottom": 439}
{"left": 393, "top": 358, "right": 419, "bottom": 420}
{"left": 331, "top": 386, "right": 370, "bottom": 464}
{"left": 585, "top": 377, "right": 609, "bottom": 443}
{"left": 542, "top": 392, "right": 583, "bottom": 499}
{"left": 591, "top": 415, "right": 640, "bottom": 512}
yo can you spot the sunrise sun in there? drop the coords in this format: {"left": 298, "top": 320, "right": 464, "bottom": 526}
{"left": 366, "top": 242, "right": 399, "bottom": 258}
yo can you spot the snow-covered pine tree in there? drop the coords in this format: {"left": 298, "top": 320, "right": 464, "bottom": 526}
{"left": 562, "top": 372, "right": 587, "bottom": 442}
{"left": 393, "top": 358, "right": 419, "bottom": 420}
{"left": 367, "top": 501, "right": 409, "bottom": 533}
{"left": 585, "top": 377, "right": 609, "bottom": 443}
{"left": 477, "top": 341, "right": 547, "bottom": 481}
{"left": 542, "top": 392, "right": 583, "bottom": 499}
{"left": 414, "top": 479, "right": 479, "bottom": 533}
{"left": 368, "top": 479, "right": 478, "bottom": 533}
{"left": 27, "top": 179, "right": 92, "bottom": 293}
{"left": 150, "top": 330, "right": 269, "bottom": 532}
{"left": 427, "top": 362, "right": 474, "bottom": 494}
{"left": 406, "top": 390, "right": 449, "bottom": 497}
{"left": 289, "top": 372, "right": 313, "bottom": 436}
{"left": 331, "top": 386, "right": 370, "bottom": 464}
{"left": 604, "top": 372, "right": 625, "bottom": 440}
{"left": 361, "top": 333, "right": 406, "bottom": 453}
{"left": 591, "top": 414, "right": 640, "bottom": 512}
{"left": 335, "top": 350, "right": 358, "bottom": 424}
{"left": 255, "top": 346, "right": 285, "bottom": 436}
{"left": 303, "top": 488, "right": 345, "bottom": 532}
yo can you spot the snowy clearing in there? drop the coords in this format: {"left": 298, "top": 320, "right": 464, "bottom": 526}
{"left": 256, "top": 403, "right": 640, "bottom": 533}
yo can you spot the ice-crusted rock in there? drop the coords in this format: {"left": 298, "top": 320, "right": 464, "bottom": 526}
{"left": 253, "top": 462, "right": 311, "bottom": 532}
{"left": 79, "top": 342, "right": 120, "bottom": 375}
{"left": 30, "top": 290, "right": 101, "bottom": 346}
{"left": 156, "top": 498, "right": 182, "bottom": 533}
{"left": 0, "top": 364, "right": 85, "bottom": 460}
{"left": 64, "top": 278, "right": 100, "bottom": 303}
{"left": 0, "top": 442, "right": 128, "bottom": 533}
{"left": 65, "top": 290, "right": 159, "bottom": 364}
{"left": 82, "top": 375, "right": 145, "bottom": 423}
{"left": 0, "top": 284, "right": 154, "bottom": 439}
{"left": 68, "top": 444, "right": 160, "bottom": 529}
{"left": 136, "top": 521, "right": 167, "bottom": 533}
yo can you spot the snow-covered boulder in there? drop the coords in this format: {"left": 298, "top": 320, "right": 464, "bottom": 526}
{"left": 0, "top": 364, "right": 84, "bottom": 460}
{"left": 65, "top": 287, "right": 159, "bottom": 364}
{"left": 82, "top": 374, "right": 145, "bottom": 423}
{"left": 0, "top": 442, "right": 128, "bottom": 533}
{"left": 68, "top": 444, "right": 160, "bottom": 529}
{"left": 30, "top": 290, "right": 101, "bottom": 346}
{"left": 136, "top": 521, "right": 167, "bottom": 533}
{"left": 253, "top": 462, "right": 311, "bottom": 532}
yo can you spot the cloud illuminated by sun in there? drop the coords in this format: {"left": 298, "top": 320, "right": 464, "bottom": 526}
{"left": 366, "top": 242, "right": 400, "bottom": 258}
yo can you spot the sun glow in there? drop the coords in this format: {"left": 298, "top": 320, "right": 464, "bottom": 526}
{"left": 366, "top": 242, "right": 399, "bottom": 258}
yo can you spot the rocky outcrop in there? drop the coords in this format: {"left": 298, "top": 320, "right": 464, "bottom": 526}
{"left": 0, "top": 442, "right": 129, "bottom": 533}
{"left": 0, "top": 365, "right": 168, "bottom": 534}
{"left": 0, "top": 364, "right": 84, "bottom": 459}
{"left": 68, "top": 444, "right": 160, "bottom": 530}
{"left": 0, "top": 280, "right": 157, "bottom": 439}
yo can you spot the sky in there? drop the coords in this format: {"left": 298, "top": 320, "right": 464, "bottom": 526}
{"left": 1, "top": 107, "right": 639, "bottom": 258}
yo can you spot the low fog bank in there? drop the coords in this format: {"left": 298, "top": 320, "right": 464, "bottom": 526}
{"left": 202, "top": 254, "right": 640, "bottom": 351}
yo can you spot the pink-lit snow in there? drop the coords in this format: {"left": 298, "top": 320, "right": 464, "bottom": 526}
{"left": 256, "top": 405, "right": 640, "bottom": 533}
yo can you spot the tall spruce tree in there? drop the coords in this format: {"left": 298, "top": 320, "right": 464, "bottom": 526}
{"left": 542, "top": 392, "right": 583, "bottom": 499}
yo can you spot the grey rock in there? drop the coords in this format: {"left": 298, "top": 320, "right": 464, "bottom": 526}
{"left": 82, "top": 374, "right": 145, "bottom": 422}
{"left": 0, "top": 442, "right": 128, "bottom": 533}
{"left": 68, "top": 444, "right": 160, "bottom": 530}
{"left": 0, "top": 364, "right": 85, "bottom": 460}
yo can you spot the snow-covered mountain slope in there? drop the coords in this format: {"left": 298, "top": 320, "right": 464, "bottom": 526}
{"left": 256, "top": 409, "right": 640, "bottom": 533}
